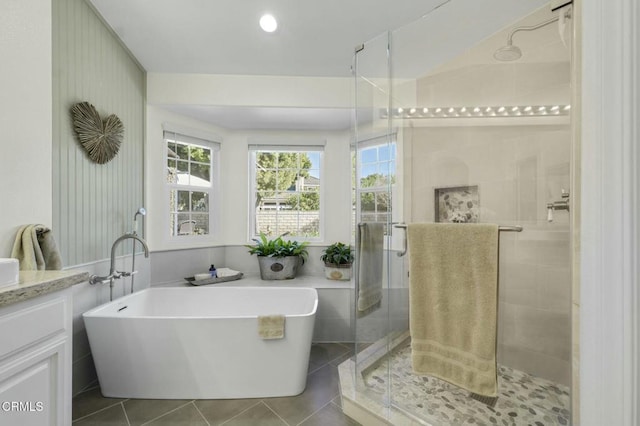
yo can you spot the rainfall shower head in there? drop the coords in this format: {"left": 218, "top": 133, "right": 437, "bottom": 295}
{"left": 493, "top": 7, "right": 571, "bottom": 62}
{"left": 493, "top": 43, "right": 522, "bottom": 61}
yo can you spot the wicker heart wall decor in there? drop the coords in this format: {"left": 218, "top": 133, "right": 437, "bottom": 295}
{"left": 71, "top": 102, "right": 124, "bottom": 164}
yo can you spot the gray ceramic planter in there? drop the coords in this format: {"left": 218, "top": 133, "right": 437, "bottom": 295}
{"left": 257, "top": 256, "right": 301, "bottom": 280}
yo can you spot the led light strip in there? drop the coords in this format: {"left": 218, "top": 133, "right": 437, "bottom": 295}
{"left": 380, "top": 104, "right": 571, "bottom": 119}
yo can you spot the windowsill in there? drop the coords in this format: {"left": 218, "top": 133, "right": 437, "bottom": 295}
{"left": 156, "top": 239, "right": 225, "bottom": 252}
{"left": 153, "top": 274, "right": 354, "bottom": 289}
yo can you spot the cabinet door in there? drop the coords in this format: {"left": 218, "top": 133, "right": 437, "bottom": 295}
{"left": 0, "top": 338, "right": 68, "bottom": 426}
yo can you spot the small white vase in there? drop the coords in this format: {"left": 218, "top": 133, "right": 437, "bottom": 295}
{"left": 323, "top": 263, "right": 352, "bottom": 281}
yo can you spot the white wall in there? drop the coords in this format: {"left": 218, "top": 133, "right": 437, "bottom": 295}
{"left": 579, "top": 0, "right": 640, "bottom": 424}
{"left": 147, "top": 74, "right": 351, "bottom": 108}
{"left": 0, "top": 0, "right": 52, "bottom": 257}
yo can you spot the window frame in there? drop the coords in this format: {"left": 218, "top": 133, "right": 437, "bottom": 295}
{"left": 248, "top": 144, "right": 325, "bottom": 243}
{"left": 164, "top": 130, "right": 220, "bottom": 242}
{"left": 353, "top": 134, "right": 397, "bottom": 238}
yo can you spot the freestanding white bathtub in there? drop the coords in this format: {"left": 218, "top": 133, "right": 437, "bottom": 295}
{"left": 83, "top": 286, "right": 318, "bottom": 399}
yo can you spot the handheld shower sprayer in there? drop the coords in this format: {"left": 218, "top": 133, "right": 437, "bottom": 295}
{"left": 133, "top": 207, "right": 146, "bottom": 235}
{"left": 130, "top": 207, "right": 147, "bottom": 295}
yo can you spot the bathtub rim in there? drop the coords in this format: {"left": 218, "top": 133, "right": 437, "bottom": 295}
{"left": 82, "top": 286, "right": 319, "bottom": 320}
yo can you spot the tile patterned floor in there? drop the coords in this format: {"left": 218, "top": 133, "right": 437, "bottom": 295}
{"left": 362, "top": 342, "right": 571, "bottom": 426}
{"left": 72, "top": 343, "right": 361, "bottom": 426}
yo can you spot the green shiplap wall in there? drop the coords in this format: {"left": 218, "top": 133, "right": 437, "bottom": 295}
{"left": 52, "top": 0, "right": 145, "bottom": 266}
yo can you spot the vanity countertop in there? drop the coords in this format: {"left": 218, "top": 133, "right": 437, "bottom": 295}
{"left": 0, "top": 270, "right": 89, "bottom": 308}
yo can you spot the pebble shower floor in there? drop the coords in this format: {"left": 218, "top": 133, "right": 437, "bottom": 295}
{"left": 362, "top": 342, "right": 570, "bottom": 426}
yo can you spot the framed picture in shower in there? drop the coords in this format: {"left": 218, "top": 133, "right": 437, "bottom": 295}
{"left": 434, "top": 185, "right": 480, "bottom": 223}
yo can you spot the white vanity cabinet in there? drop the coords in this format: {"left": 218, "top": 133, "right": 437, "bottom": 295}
{"left": 0, "top": 287, "right": 73, "bottom": 426}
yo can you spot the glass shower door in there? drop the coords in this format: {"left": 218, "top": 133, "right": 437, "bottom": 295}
{"left": 385, "top": 1, "right": 573, "bottom": 424}
{"left": 348, "top": 2, "right": 573, "bottom": 425}
{"left": 352, "top": 30, "right": 396, "bottom": 420}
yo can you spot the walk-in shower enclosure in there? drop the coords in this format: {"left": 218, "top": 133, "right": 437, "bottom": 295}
{"left": 346, "top": 1, "right": 573, "bottom": 424}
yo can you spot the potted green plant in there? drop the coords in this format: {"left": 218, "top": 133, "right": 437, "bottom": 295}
{"left": 246, "top": 233, "right": 309, "bottom": 280}
{"left": 321, "top": 242, "right": 354, "bottom": 281}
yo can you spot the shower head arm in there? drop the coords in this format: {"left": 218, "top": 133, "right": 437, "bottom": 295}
{"left": 505, "top": 9, "right": 571, "bottom": 46}
{"left": 506, "top": 16, "right": 558, "bottom": 46}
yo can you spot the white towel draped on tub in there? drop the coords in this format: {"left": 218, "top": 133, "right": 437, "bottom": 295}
{"left": 11, "top": 225, "right": 62, "bottom": 271}
{"left": 258, "top": 315, "right": 285, "bottom": 339}
{"left": 356, "top": 222, "right": 384, "bottom": 318}
{"left": 407, "top": 223, "right": 499, "bottom": 397}
{"left": 216, "top": 267, "right": 241, "bottom": 278}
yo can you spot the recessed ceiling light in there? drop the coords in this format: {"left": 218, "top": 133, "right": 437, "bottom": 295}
{"left": 260, "top": 14, "right": 278, "bottom": 33}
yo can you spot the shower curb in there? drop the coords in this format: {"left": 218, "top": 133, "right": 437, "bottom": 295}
{"left": 338, "top": 331, "right": 432, "bottom": 426}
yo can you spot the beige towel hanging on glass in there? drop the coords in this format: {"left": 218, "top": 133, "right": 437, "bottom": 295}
{"left": 356, "top": 222, "right": 384, "bottom": 318}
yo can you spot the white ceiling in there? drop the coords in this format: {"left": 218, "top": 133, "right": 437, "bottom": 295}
{"left": 88, "top": 0, "right": 565, "bottom": 130}
{"left": 88, "top": 0, "right": 448, "bottom": 77}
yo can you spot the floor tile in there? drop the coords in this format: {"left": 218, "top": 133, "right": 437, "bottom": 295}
{"left": 222, "top": 401, "right": 287, "bottom": 426}
{"left": 73, "top": 403, "right": 129, "bottom": 425}
{"left": 264, "top": 364, "right": 340, "bottom": 425}
{"left": 123, "top": 399, "right": 192, "bottom": 426}
{"left": 72, "top": 387, "right": 126, "bottom": 421}
{"left": 308, "top": 343, "right": 351, "bottom": 372}
{"left": 363, "top": 342, "right": 571, "bottom": 425}
{"left": 144, "top": 402, "right": 208, "bottom": 426}
{"left": 332, "top": 395, "right": 342, "bottom": 408}
{"left": 299, "top": 401, "right": 361, "bottom": 426}
{"left": 329, "top": 349, "right": 355, "bottom": 367}
{"left": 195, "top": 398, "right": 261, "bottom": 425}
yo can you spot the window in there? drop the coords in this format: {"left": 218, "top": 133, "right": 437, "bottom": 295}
{"left": 355, "top": 137, "right": 396, "bottom": 233}
{"left": 165, "top": 131, "right": 220, "bottom": 238}
{"left": 249, "top": 145, "right": 323, "bottom": 240}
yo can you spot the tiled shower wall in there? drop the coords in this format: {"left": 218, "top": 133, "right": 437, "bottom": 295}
{"left": 399, "top": 27, "right": 573, "bottom": 385}
{"left": 406, "top": 125, "right": 571, "bottom": 385}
